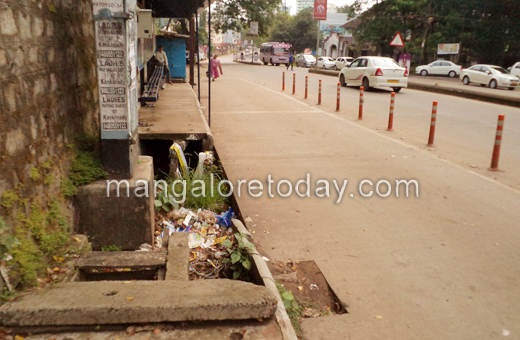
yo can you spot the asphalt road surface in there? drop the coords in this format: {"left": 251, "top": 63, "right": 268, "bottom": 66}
{"left": 199, "top": 55, "right": 520, "bottom": 339}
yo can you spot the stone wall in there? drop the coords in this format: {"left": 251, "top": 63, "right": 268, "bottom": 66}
{"left": 0, "top": 0, "right": 99, "bottom": 287}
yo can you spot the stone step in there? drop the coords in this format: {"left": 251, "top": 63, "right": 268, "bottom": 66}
{"left": 75, "top": 251, "right": 167, "bottom": 270}
{"left": 0, "top": 280, "right": 277, "bottom": 327}
{"left": 165, "top": 233, "right": 189, "bottom": 281}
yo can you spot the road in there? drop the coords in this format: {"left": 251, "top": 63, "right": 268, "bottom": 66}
{"left": 199, "top": 55, "right": 520, "bottom": 339}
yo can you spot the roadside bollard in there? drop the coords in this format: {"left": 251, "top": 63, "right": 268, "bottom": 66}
{"left": 358, "top": 86, "right": 364, "bottom": 120}
{"left": 305, "top": 76, "right": 308, "bottom": 99}
{"left": 387, "top": 92, "right": 395, "bottom": 131}
{"left": 336, "top": 82, "right": 341, "bottom": 112}
{"left": 293, "top": 73, "right": 296, "bottom": 95}
{"left": 488, "top": 114, "right": 505, "bottom": 171}
{"left": 318, "top": 79, "right": 322, "bottom": 105}
{"left": 427, "top": 101, "right": 438, "bottom": 146}
{"left": 282, "top": 72, "right": 285, "bottom": 91}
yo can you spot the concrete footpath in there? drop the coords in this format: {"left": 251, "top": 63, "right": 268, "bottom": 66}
{"left": 309, "top": 68, "right": 520, "bottom": 108}
{"left": 201, "top": 56, "right": 520, "bottom": 339}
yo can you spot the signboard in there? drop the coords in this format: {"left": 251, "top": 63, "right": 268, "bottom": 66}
{"left": 398, "top": 53, "right": 411, "bottom": 72}
{"left": 389, "top": 32, "right": 404, "bottom": 47}
{"left": 250, "top": 21, "right": 259, "bottom": 35}
{"left": 438, "top": 43, "right": 460, "bottom": 55}
{"left": 313, "top": 0, "right": 327, "bottom": 21}
{"left": 320, "top": 25, "right": 345, "bottom": 35}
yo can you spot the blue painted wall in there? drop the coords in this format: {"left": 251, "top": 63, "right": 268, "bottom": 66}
{"left": 156, "top": 38, "right": 186, "bottom": 80}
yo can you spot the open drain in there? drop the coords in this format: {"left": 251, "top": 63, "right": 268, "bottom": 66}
{"left": 268, "top": 260, "right": 347, "bottom": 316}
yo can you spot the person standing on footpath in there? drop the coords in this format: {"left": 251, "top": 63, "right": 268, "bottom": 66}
{"left": 286, "top": 51, "right": 294, "bottom": 71}
{"left": 155, "top": 46, "right": 173, "bottom": 85}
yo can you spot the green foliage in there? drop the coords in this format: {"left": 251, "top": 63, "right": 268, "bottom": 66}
{"left": 61, "top": 177, "right": 78, "bottom": 197}
{"left": 154, "top": 180, "right": 180, "bottom": 213}
{"left": 101, "top": 245, "right": 120, "bottom": 252}
{"left": 41, "top": 160, "right": 54, "bottom": 170}
{"left": 268, "top": 8, "right": 319, "bottom": 53}
{"left": 0, "top": 217, "right": 20, "bottom": 261}
{"left": 221, "top": 233, "right": 255, "bottom": 281}
{"left": 68, "top": 150, "right": 107, "bottom": 186}
{"left": 44, "top": 174, "right": 54, "bottom": 186}
{"left": 213, "top": 0, "right": 282, "bottom": 37}
{"left": 30, "top": 168, "right": 42, "bottom": 181}
{"left": 1, "top": 286, "right": 17, "bottom": 304}
{"left": 276, "top": 282, "right": 303, "bottom": 334}
{"left": 1, "top": 190, "right": 19, "bottom": 209}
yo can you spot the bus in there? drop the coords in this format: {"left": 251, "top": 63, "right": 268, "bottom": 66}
{"left": 259, "top": 42, "right": 292, "bottom": 66}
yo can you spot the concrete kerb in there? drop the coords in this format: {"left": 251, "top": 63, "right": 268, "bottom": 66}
{"left": 233, "top": 60, "right": 264, "bottom": 66}
{"left": 307, "top": 68, "right": 520, "bottom": 108}
{"left": 232, "top": 219, "right": 298, "bottom": 340}
{"left": 190, "top": 86, "right": 214, "bottom": 150}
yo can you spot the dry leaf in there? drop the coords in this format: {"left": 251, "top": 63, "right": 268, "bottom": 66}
{"left": 123, "top": 268, "right": 131, "bottom": 271}
{"left": 58, "top": 257, "right": 64, "bottom": 262}
{"left": 122, "top": 281, "right": 131, "bottom": 284}
{"left": 15, "top": 336, "right": 25, "bottom": 340}
{"left": 298, "top": 286, "right": 303, "bottom": 291}
{"left": 291, "top": 266, "right": 297, "bottom": 272}
{"left": 126, "top": 297, "right": 134, "bottom": 301}
{"left": 53, "top": 268, "right": 60, "bottom": 272}
{"left": 346, "top": 291, "right": 352, "bottom": 295}
{"left": 375, "top": 316, "right": 383, "bottom": 319}
{"left": 257, "top": 318, "right": 264, "bottom": 322}
{"left": 53, "top": 256, "right": 58, "bottom": 261}
{"left": 153, "top": 329, "right": 161, "bottom": 335}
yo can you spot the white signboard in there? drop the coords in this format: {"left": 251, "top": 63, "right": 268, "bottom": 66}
{"left": 92, "top": 0, "right": 124, "bottom": 14}
{"left": 250, "top": 21, "right": 259, "bottom": 35}
{"left": 438, "top": 43, "right": 460, "bottom": 55}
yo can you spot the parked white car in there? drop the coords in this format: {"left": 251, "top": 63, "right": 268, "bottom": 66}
{"left": 317, "top": 57, "right": 335, "bottom": 70}
{"left": 338, "top": 56, "right": 408, "bottom": 92}
{"left": 415, "top": 61, "right": 462, "bottom": 77}
{"left": 460, "top": 64, "right": 519, "bottom": 90}
{"left": 334, "top": 57, "right": 354, "bottom": 70}
{"left": 508, "top": 62, "right": 520, "bottom": 77}
{"left": 295, "top": 54, "right": 316, "bottom": 68}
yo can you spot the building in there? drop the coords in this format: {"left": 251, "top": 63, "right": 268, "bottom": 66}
{"left": 323, "top": 17, "right": 374, "bottom": 58}
{"left": 327, "top": 3, "right": 337, "bottom": 13}
{"left": 296, "top": 0, "right": 314, "bottom": 13}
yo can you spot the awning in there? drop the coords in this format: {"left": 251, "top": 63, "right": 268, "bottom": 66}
{"left": 150, "top": 0, "right": 216, "bottom": 18}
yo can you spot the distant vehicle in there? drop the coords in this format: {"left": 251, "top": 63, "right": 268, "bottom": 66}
{"left": 338, "top": 56, "right": 408, "bottom": 92}
{"left": 295, "top": 54, "right": 316, "bottom": 68}
{"left": 260, "top": 42, "right": 292, "bottom": 66}
{"left": 415, "top": 61, "right": 462, "bottom": 77}
{"left": 199, "top": 52, "right": 206, "bottom": 61}
{"left": 334, "top": 57, "right": 354, "bottom": 70}
{"left": 460, "top": 64, "right": 519, "bottom": 90}
{"left": 509, "top": 62, "right": 520, "bottom": 77}
{"left": 317, "top": 57, "right": 335, "bottom": 70}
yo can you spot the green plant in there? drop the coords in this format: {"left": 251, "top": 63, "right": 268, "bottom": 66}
{"left": 44, "top": 174, "right": 54, "bottom": 185}
{"left": 30, "top": 168, "right": 42, "bottom": 181}
{"left": 101, "top": 245, "right": 120, "bottom": 252}
{"left": 221, "top": 233, "right": 254, "bottom": 281}
{"left": 1, "top": 190, "right": 19, "bottom": 209}
{"left": 68, "top": 150, "right": 107, "bottom": 186}
{"left": 1, "top": 286, "right": 17, "bottom": 304}
{"left": 154, "top": 181, "right": 179, "bottom": 213}
{"left": 0, "top": 217, "right": 20, "bottom": 260}
{"left": 61, "top": 177, "right": 78, "bottom": 197}
{"left": 277, "top": 282, "right": 303, "bottom": 334}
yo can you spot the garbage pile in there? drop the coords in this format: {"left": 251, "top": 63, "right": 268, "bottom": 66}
{"left": 154, "top": 207, "right": 237, "bottom": 280}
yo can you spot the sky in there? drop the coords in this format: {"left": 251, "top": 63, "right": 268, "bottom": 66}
{"left": 285, "top": 0, "right": 357, "bottom": 15}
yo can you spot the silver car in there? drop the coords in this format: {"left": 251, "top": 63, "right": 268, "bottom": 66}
{"left": 460, "top": 64, "right": 519, "bottom": 90}
{"left": 295, "top": 54, "right": 316, "bottom": 68}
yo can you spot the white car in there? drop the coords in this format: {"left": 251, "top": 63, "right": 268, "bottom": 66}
{"left": 460, "top": 64, "right": 519, "bottom": 90}
{"left": 295, "top": 54, "right": 316, "bottom": 68}
{"left": 509, "top": 62, "right": 520, "bottom": 77}
{"left": 334, "top": 57, "right": 354, "bottom": 70}
{"left": 199, "top": 52, "right": 206, "bottom": 61}
{"left": 338, "top": 56, "right": 408, "bottom": 92}
{"left": 415, "top": 61, "right": 462, "bottom": 77}
{"left": 317, "top": 57, "right": 335, "bottom": 70}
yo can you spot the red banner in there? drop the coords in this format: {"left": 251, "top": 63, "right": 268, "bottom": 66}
{"left": 313, "top": 0, "right": 327, "bottom": 21}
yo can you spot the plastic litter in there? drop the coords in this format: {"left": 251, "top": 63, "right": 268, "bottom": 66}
{"left": 138, "top": 243, "right": 153, "bottom": 252}
{"left": 310, "top": 284, "right": 319, "bottom": 291}
{"left": 216, "top": 207, "right": 235, "bottom": 228}
{"left": 169, "top": 143, "right": 188, "bottom": 178}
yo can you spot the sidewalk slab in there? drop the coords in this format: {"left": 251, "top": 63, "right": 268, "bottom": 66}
{"left": 165, "top": 233, "right": 189, "bottom": 281}
{"left": 75, "top": 251, "right": 166, "bottom": 270}
{"left": 0, "top": 280, "right": 277, "bottom": 326}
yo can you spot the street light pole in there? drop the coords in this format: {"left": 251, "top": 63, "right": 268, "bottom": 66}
{"left": 315, "top": 20, "right": 320, "bottom": 69}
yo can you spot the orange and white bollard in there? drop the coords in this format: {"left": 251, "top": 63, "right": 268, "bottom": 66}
{"left": 336, "top": 82, "right": 341, "bottom": 111}
{"left": 305, "top": 76, "right": 308, "bottom": 99}
{"left": 282, "top": 72, "right": 285, "bottom": 91}
{"left": 387, "top": 92, "right": 396, "bottom": 131}
{"left": 488, "top": 114, "right": 505, "bottom": 171}
{"left": 318, "top": 79, "right": 322, "bottom": 105}
{"left": 358, "top": 86, "right": 364, "bottom": 120}
{"left": 293, "top": 73, "right": 296, "bottom": 94}
{"left": 427, "top": 101, "right": 438, "bottom": 146}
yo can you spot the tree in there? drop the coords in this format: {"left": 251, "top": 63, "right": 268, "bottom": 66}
{"left": 212, "top": 0, "right": 282, "bottom": 37}
{"left": 269, "top": 8, "right": 318, "bottom": 53}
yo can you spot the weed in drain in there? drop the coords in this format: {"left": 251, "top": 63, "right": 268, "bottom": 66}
{"left": 277, "top": 282, "right": 303, "bottom": 335}
{"left": 221, "top": 234, "right": 254, "bottom": 281}
{"left": 101, "top": 245, "right": 121, "bottom": 252}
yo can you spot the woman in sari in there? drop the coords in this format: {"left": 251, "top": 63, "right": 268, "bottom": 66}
{"left": 210, "top": 54, "right": 221, "bottom": 81}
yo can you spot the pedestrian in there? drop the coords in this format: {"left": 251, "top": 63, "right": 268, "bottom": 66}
{"left": 210, "top": 54, "right": 222, "bottom": 81}
{"left": 287, "top": 51, "right": 294, "bottom": 71}
{"left": 155, "top": 46, "right": 172, "bottom": 85}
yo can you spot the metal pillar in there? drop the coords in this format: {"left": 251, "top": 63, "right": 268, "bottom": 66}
{"left": 196, "top": 11, "right": 201, "bottom": 101}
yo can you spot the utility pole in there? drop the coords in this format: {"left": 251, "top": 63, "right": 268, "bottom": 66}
{"left": 315, "top": 20, "right": 320, "bottom": 69}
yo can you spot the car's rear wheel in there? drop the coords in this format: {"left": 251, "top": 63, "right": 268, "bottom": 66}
{"left": 392, "top": 87, "right": 402, "bottom": 93}
{"left": 462, "top": 76, "right": 470, "bottom": 85}
{"left": 508, "top": 87, "right": 516, "bottom": 91}
{"left": 489, "top": 79, "right": 498, "bottom": 89}
{"left": 448, "top": 71, "right": 456, "bottom": 78}
{"left": 362, "top": 77, "right": 370, "bottom": 91}
{"left": 340, "top": 74, "right": 347, "bottom": 87}
{"left": 420, "top": 70, "right": 428, "bottom": 76}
